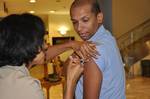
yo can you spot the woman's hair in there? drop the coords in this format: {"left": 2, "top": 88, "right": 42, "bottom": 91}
{"left": 0, "top": 13, "right": 45, "bottom": 67}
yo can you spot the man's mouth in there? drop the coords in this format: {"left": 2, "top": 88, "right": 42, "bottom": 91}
{"left": 79, "top": 33, "right": 86, "bottom": 37}
{"left": 80, "top": 35, "right": 88, "bottom": 40}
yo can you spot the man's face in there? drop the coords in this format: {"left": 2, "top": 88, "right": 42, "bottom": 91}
{"left": 70, "top": 4, "right": 103, "bottom": 40}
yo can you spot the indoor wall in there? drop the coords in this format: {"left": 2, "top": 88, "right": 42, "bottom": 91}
{"left": 112, "top": 0, "right": 150, "bottom": 38}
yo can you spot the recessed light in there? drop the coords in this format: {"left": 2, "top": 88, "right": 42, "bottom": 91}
{"left": 49, "top": 10, "right": 55, "bottom": 13}
{"left": 29, "top": 0, "right": 36, "bottom": 3}
{"left": 29, "top": 11, "right": 35, "bottom": 13}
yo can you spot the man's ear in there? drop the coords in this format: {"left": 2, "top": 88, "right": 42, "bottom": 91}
{"left": 97, "top": 12, "right": 103, "bottom": 23}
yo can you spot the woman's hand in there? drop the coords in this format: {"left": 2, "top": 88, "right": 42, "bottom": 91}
{"left": 64, "top": 56, "right": 83, "bottom": 99}
{"left": 69, "top": 41, "right": 99, "bottom": 61}
{"left": 66, "top": 56, "right": 83, "bottom": 85}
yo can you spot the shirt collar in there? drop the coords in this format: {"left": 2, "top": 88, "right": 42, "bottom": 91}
{"left": 2, "top": 64, "right": 30, "bottom": 76}
{"left": 89, "top": 25, "right": 105, "bottom": 41}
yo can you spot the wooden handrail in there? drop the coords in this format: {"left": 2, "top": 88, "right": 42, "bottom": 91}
{"left": 117, "top": 18, "right": 150, "bottom": 50}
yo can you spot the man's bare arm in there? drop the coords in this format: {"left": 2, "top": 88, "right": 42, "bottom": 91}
{"left": 83, "top": 59, "right": 103, "bottom": 99}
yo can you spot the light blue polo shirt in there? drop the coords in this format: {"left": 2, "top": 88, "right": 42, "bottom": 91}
{"left": 75, "top": 25, "right": 126, "bottom": 99}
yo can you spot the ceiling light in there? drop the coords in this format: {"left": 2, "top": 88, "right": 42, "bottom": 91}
{"left": 29, "top": 11, "right": 35, "bottom": 13}
{"left": 29, "top": 0, "right": 36, "bottom": 3}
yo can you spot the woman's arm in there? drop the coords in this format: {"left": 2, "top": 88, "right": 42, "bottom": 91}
{"left": 45, "top": 41, "right": 99, "bottom": 61}
{"left": 64, "top": 56, "right": 83, "bottom": 99}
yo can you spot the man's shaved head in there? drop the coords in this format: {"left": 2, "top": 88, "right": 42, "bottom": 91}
{"left": 70, "top": 0, "right": 101, "bottom": 15}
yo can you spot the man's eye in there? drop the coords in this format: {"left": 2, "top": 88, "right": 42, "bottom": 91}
{"left": 72, "top": 21, "right": 77, "bottom": 24}
{"left": 83, "top": 19, "right": 88, "bottom": 22}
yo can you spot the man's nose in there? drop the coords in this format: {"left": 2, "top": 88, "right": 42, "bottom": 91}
{"left": 77, "top": 23, "right": 83, "bottom": 33}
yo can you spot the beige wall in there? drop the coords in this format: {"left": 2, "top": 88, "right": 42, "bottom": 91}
{"left": 48, "top": 13, "right": 81, "bottom": 43}
{"left": 112, "top": 0, "right": 150, "bottom": 38}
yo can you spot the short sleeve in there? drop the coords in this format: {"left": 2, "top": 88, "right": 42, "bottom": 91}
{"left": 16, "top": 76, "right": 45, "bottom": 99}
{"left": 93, "top": 45, "right": 106, "bottom": 72}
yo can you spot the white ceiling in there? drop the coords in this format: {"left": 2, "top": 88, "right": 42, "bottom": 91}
{"left": 0, "top": 0, "right": 73, "bottom": 16}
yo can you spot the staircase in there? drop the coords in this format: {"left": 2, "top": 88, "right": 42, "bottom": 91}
{"left": 116, "top": 18, "right": 150, "bottom": 76}
{"left": 117, "top": 18, "right": 150, "bottom": 65}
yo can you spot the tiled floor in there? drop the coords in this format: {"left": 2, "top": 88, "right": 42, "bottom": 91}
{"left": 43, "top": 84, "right": 63, "bottom": 99}
{"left": 44, "top": 76, "right": 150, "bottom": 99}
{"left": 126, "top": 76, "right": 150, "bottom": 99}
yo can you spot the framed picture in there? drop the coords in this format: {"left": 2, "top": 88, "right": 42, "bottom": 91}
{"left": 0, "top": 17, "right": 3, "bottom": 21}
{"left": 52, "top": 37, "right": 75, "bottom": 45}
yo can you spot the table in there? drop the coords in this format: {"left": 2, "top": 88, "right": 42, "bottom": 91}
{"left": 40, "top": 77, "right": 65, "bottom": 99}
